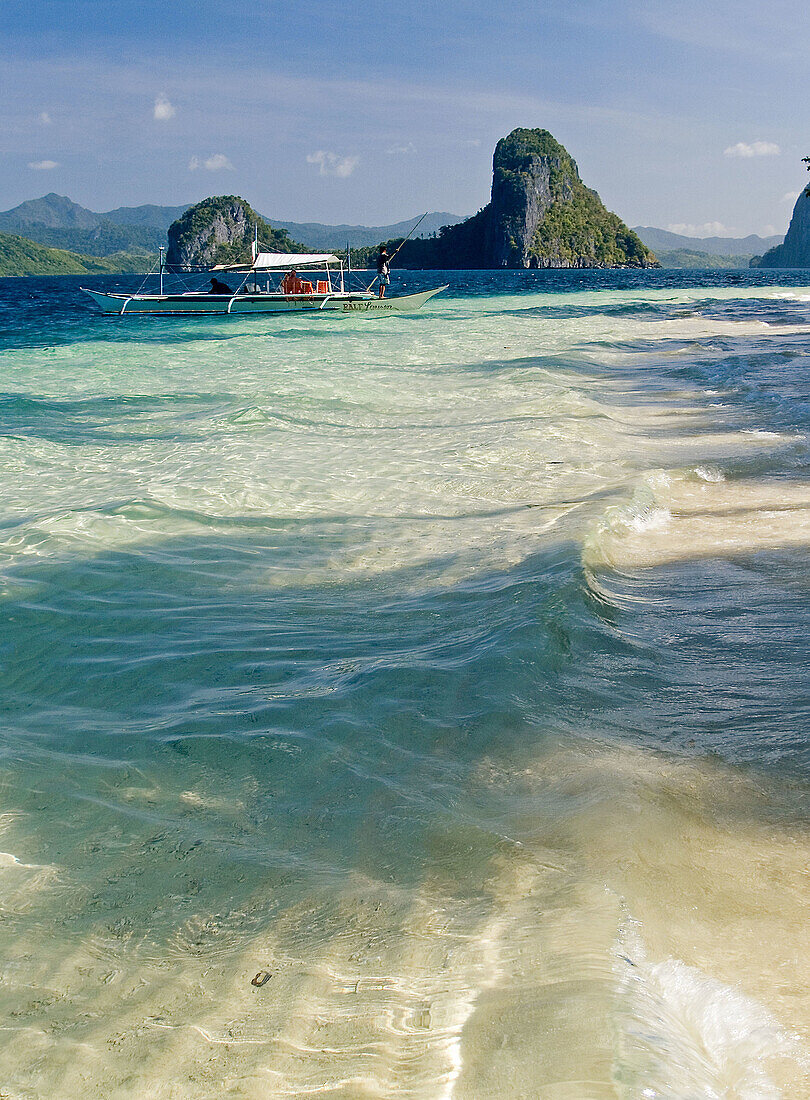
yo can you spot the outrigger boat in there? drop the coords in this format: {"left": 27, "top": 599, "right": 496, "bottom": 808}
{"left": 82, "top": 245, "right": 447, "bottom": 316}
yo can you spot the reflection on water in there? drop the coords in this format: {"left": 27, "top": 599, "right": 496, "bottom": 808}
{"left": 0, "top": 273, "right": 809, "bottom": 1096}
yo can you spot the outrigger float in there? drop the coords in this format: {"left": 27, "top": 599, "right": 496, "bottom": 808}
{"left": 82, "top": 246, "right": 447, "bottom": 316}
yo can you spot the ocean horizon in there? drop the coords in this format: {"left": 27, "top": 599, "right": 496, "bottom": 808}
{"left": 1, "top": 267, "right": 810, "bottom": 1097}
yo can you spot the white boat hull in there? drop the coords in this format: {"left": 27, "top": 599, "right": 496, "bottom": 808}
{"left": 82, "top": 287, "right": 448, "bottom": 316}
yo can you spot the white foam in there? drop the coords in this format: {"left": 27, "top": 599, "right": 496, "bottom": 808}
{"left": 694, "top": 465, "right": 725, "bottom": 483}
{"left": 627, "top": 506, "right": 671, "bottom": 533}
{"left": 616, "top": 929, "right": 807, "bottom": 1099}
{"left": 587, "top": 476, "right": 810, "bottom": 569}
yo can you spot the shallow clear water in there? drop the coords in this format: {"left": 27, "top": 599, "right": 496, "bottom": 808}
{"left": 1, "top": 269, "right": 810, "bottom": 1098}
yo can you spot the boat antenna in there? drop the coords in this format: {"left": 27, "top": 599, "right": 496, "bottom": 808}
{"left": 365, "top": 211, "right": 428, "bottom": 292}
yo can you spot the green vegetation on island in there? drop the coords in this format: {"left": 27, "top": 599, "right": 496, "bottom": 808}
{"left": 0, "top": 231, "right": 155, "bottom": 276}
{"left": 0, "top": 221, "right": 163, "bottom": 257}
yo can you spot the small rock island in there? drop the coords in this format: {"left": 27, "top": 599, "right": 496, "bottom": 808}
{"left": 166, "top": 196, "right": 304, "bottom": 268}
{"left": 399, "top": 128, "right": 657, "bottom": 269}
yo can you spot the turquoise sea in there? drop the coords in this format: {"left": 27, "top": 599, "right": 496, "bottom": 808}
{"left": 1, "top": 269, "right": 810, "bottom": 1098}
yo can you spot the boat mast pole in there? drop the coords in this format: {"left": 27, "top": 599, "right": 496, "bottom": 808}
{"left": 159, "top": 246, "right": 164, "bottom": 295}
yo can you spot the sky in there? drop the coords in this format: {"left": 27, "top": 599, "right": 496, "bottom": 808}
{"left": 1, "top": 0, "right": 807, "bottom": 236}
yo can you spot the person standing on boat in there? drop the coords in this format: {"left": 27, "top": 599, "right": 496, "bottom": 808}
{"left": 376, "top": 246, "right": 391, "bottom": 298}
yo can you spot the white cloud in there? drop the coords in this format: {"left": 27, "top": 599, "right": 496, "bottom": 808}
{"left": 724, "top": 141, "right": 780, "bottom": 158}
{"left": 781, "top": 190, "right": 801, "bottom": 204}
{"left": 28, "top": 160, "right": 58, "bottom": 170}
{"left": 306, "top": 150, "right": 359, "bottom": 178}
{"left": 666, "top": 221, "right": 736, "bottom": 237}
{"left": 38, "top": 111, "right": 52, "bottom": 125}
{"left": 189, "top": 153, "right": 234, "bottom": 171}
{"left": 386, "top": 142, "right": 416, "bottom": 155}
{"left": 153, "top": 94, "right": 176, "bottom": 121}
{"left": 204, "top": 153, "right": 233, "bottom": 171}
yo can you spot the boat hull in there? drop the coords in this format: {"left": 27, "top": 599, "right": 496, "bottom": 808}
{"left": 81, "top": 287, "right": 448, "bottom": 316}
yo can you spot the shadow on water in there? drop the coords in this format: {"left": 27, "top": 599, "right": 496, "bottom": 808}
{"left": 1, "top": 511, "right": 809, "bottom": 881}
{"left": 559, "top": 327, "right": 810, "bottom": 441}
{"left": 0, "top": 528, "right": 591, "bottom": 945}
{"left": 1, "top": 521, "right": 809, "bottom": 1100}
{"left": 0, "top": 390, "right": 235, "bottom": 445}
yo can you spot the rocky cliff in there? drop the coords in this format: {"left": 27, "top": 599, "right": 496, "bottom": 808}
{"left": 394, "top": 129, "right": 656, "bottom": 269}
{"left": 485, "top": 129, "right": 572, "bottom": 266}
{"left": 166, "top": 196, "right": 304, "bottom": 268}
{"left": 753, "top": 188, "right": 810, "bottom": 268}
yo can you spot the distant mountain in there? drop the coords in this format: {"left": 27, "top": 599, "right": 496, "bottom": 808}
{"left": 633, "top": 226, "right": 783, "bottom": 258}
{"left": 0, "top": 194, "right": 166, "bottom": 255}
{"left": 263, "top": 212, "right": 467, "bottom": 251}
{"left": 0, "top": 194, "right": 465, "bottom": 256}
{"left": 100, "top": 203, "right": 190, "bottom": 229}
{"left": 0, "top": 193, "right": 104, "bottom": 231}
{"left": 654, "top": 248, "right": 752, "bottom": 270}
{"left": 0, "top": 221, "right": 164, "bottom": 256}
{"left": 0, "top": 192, "right": 187, "bottom": 233}
{"left": 0, "top": 230, "right": 154, "bottom": 276}
{"left": 3, "top": 194, "right": 786, "bottom": 266}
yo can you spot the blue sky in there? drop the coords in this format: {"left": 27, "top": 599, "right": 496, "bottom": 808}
{"left": 1, "top": 0, "right": 806, "bottom": 235}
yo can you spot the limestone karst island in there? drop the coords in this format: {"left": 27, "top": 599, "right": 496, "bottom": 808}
{"left": 389, "top": 128, "right": 656, "bottom": 269}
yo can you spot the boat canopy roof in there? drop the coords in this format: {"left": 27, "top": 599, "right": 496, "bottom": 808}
{"left": 213, "top": 251, "right": 340, "bottom": 272}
